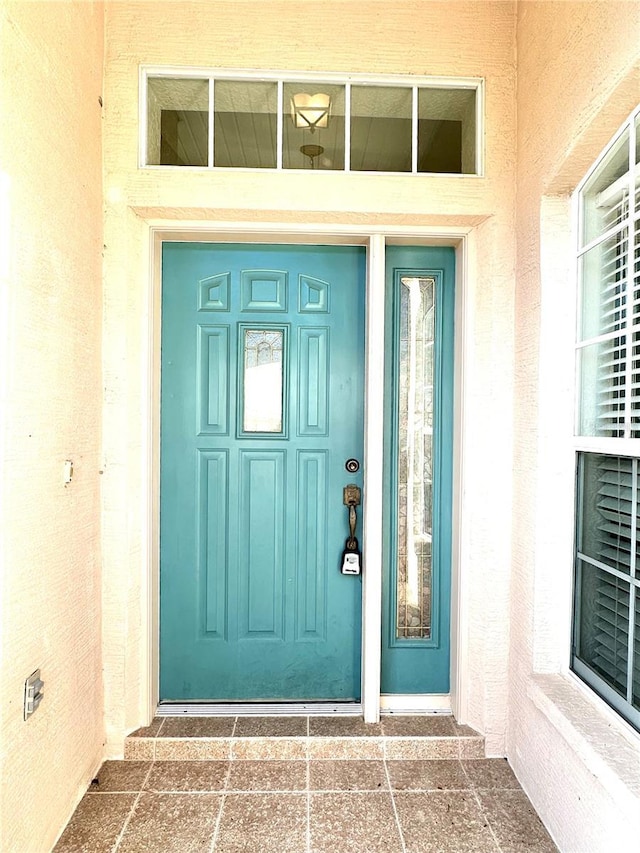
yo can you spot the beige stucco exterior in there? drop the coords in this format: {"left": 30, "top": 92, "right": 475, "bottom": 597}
{"left": 1, "top": 1, "right": 639, "bottom": 851}
{"left": 0, "top": 2, "right": 105, "bottom": 851}
{"left": 511, "top": 3, "right": 640, "bottom": 850}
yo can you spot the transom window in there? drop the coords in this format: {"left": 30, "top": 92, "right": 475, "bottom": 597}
{"left": 142, "top": 69, "right": 482, "bottom": 175}
{"left": 572, "top": 104, "right": 640, "bottom": 733}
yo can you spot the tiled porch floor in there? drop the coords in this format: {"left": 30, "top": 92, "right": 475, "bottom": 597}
{"left": 54, "top": 716, "right": 558, "bottom": 853}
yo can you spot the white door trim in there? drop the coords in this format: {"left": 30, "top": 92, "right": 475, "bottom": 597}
{"left": 140, "top": 220, "right": 471, "bottom": 726}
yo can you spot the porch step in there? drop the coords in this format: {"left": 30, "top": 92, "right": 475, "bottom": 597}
{"left": 124, "top": 715, "right": 484, "bottom": 761}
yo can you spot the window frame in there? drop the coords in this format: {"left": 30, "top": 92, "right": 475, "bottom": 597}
{"left": 571, "top": 104, "right": 640, "bottom": 733}
{"left": 139, "top": 66, "right": 485, "bottom": 177}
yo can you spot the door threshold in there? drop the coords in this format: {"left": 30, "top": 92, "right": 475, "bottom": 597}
{"left": 156, "top": 702, "right": 363, "bottom": 716}
{"left": 380, "top": 694, "right": 451, "bottom": 713}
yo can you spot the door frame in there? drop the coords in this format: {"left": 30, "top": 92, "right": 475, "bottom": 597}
{"left": 141, "top": 221, "right": 472, "bottom": 724}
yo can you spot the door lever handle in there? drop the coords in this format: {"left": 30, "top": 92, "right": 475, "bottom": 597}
{"left": 343, "top": 484, "right": 361, "bottom": 548}
{"left": 341, "top": 485, "right": 362, "bottom": 575}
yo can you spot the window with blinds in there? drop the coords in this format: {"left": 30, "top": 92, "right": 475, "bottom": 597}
{"left": 572, "top": 105, "right": 640, "bottom": 733}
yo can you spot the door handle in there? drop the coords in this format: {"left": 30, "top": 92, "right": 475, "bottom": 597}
{"left": 343, "top": 484, "right": 361, "bottom": 543}
{"left": 341, "top": 485, "right": 362, "bottom": 575}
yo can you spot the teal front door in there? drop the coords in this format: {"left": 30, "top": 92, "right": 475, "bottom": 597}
{"left": 160, "top": 243, "right": 365, "bottom": 701}
{"left": 382, "top": 246, "right": 455, "bottom": 694}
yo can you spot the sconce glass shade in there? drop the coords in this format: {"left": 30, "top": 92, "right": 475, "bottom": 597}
{"left": 290, "top": 92, "right": 331, "bottom": 131}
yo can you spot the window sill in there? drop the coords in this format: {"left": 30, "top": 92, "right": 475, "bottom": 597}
{"left": 528, "top": 674, "right": 640, "bottom": 810}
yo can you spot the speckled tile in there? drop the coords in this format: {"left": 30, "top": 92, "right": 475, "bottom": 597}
{"left": 452, "top": 721, "right": 481, "bottom": 737}
{"left": 128, "top": 717, "right": 164, "bottom": 738}
{"left": 384, "top": 737, "right": 460, "bottom": 760}
{"left": 234, "top": 733, "right": 308, "bottom": 759}
{"left": 53, "top": 793, "right": 136, "bottom": 852}
{"left": 459, "top": 737, "right": 486, "bottom": 759}
{"left": 144, "top": 760, "right": 229, "bottom": 791}
{"left": 215, "top": 793, "right": 307, "bottom": 853}
{"left": 124, "top": 739, "right": 155, "bottom": 761}
{"left": 227, "top": 760, "right": 307, "bottom": 791}
{"left": 478, "top": 789, "right": 559, "bottom": 852}
{"left": 381, "top": 715, "right": 455, "bottom": 737}
{"left": 234, "top": 716, "right": 307, "bottom": 737}
{"left": 394, "top": 791, "right": 500, "bottom": 853}
{"left": 309, "top": 760, "right": 388, "bottom": 791}
{"left": 462, "top": 759, "right": 520, "bottom": 789}
{"left": 310, "top": 791, "right": 403, "bottom": 853}
{"left": 87, "top": 761, "right": 152, "bottom": 793}
{"left": 309, "top": 716, "right": 383, "bottom": 737}
{"left": 154, "top": 738, "right": 231, "bottom": 761}
{"left": 308, "top": 736, "right": 383, "bottom": 760}
{"left": 118, "top": 792, "right": 221, "bottom": 852}
{"left": 158, "top": 717, "right": 235, "bottom": 738}
{"left": 231, "top": 736, "right": 306, "bottom": 760}
{"left": 387, "top": 759, "right": 470, "bottom": 791}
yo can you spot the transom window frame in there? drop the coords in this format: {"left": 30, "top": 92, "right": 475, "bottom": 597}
{"left": 139, "top": 66, "right": 484, "bottom": 177}
{"left": 571, "top": 103, "right": 640, "bottom": 734}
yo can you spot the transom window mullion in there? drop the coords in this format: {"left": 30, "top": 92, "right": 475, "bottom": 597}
{"left": 344, "top": 83, "right": 351, "bottom": 172}
{"left": 276, "top": 80, "right": 283, "bottom": 170}
{"left": 411, "top": 86, "right": 418, "bottom": 174}
{"left": 208, "top": 78, "right": 214, "bottom": 168}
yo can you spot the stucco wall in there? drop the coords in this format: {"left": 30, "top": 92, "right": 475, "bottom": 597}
{"left": 0, "top": 2, "right": 105, "bottom": 851}
{"left": 512, "top": 2, "right": 640, "bottom": 850}
{"left": 102, "top": 0, "right": 517, "bottom": 755}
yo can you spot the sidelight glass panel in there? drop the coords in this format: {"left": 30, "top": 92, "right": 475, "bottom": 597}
{"left": 396, "top": 277, "right": 435, "bottom": 639}
{"left": 147, "top": 77, "right": 210, "bottom": 166}
{"left": 351, "top": 86, "right": 412, "bottom": 172}
{"left": 418, "top": 87, "right": 476, "bottom": 174}
{"left": 243, "top": 329, "right": 284, "bottom": 432}
{"left": 214, "top": 80, "right": 277, "bottom": 168}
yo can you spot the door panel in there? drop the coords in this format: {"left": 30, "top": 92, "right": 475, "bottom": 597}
{"left": 160, "top": 243, "right": 365, "bottom": 701}
{"left": 382, "top": 246, "right": 455, "bottom": 694}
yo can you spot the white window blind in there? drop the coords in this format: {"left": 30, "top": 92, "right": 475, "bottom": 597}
{"left": 572, "top": 105, "right": 640, "bottom": 733}
{"left": 578, "top": 176, "right": 637, "bottom": 437}
{"left": 575, "top": 456, "right": 637, "bottom": 697}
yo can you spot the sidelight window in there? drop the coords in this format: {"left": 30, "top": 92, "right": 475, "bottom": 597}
{"left": 396, "top": 276, "right": 436, "bottom": 639}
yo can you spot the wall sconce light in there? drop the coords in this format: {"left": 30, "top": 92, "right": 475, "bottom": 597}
{"left": 290, "top": 92, "right": 331, "bottom": 132}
